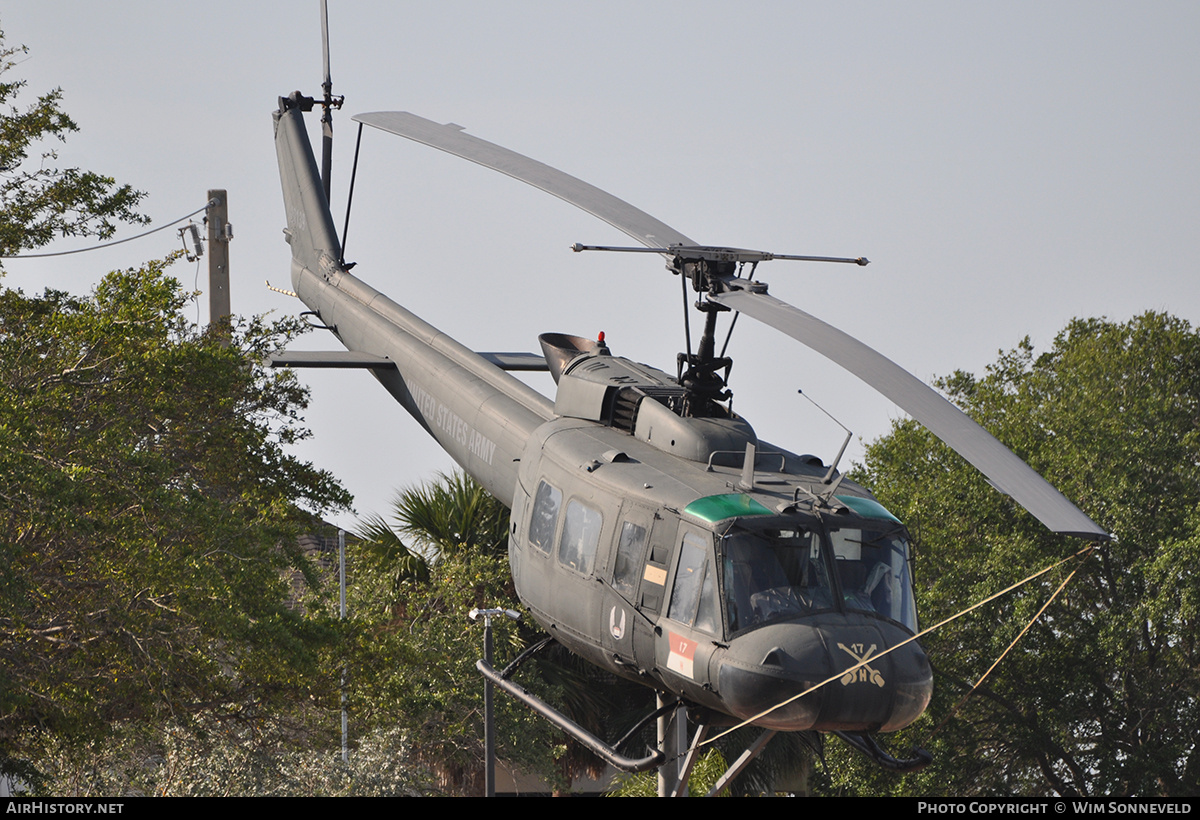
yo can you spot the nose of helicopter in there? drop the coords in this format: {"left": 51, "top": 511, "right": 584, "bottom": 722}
{"left": 716, "top": 615, "right": 932, "bottom": 732}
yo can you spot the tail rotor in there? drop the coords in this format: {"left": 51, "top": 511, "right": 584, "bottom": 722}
{"left": 318, "top": 0, "right": 343, "bottom": 203}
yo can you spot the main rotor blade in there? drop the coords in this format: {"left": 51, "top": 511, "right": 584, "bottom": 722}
{"left": 711, "top": 284, "right": 1109, "bottom": 540}
{"left": 353, "top": 111, "right": 696, "bottom": 250}
{"left": 353, "top": 109, "right": 1105, "bottom": 540}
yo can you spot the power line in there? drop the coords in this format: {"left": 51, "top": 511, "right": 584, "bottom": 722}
{"left": 0, "top": 199, "right": 217, "bottom": 260}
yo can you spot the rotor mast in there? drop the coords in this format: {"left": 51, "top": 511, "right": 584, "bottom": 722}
{"left": 676, "top": 256, "right": 735, "bottom": 415}
{"left": 575, "top": 243, "right": 869, "bottom": 418}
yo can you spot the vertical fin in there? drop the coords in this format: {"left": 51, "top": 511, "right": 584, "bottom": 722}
{"left": 273, "top": 96, "right": 342, "bottom": 286}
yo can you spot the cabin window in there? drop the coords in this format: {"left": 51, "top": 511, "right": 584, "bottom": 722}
{"left": 723, "top": 528, "right": 834, "bottom": 633}
{"left": 528, "top": 480, "right": 562, "bottom": 554}
{"left": 558, "top": 500, "right": 603, "bottom": 575}
{"left": 668, "top": 531, "right": 719, "bottom": 634}
{"left": 612, "top": 521, "right": 647, "bottom": 597}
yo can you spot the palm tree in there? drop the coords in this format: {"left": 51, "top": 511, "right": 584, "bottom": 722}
{"left": 351, "top": 470, "right": 505, "bottom": 621}
{"left": 383, "top": 470, "right": 510, "bottom": 560}
{"left": 354, "top": 513, "right": 430, "bottom": 582}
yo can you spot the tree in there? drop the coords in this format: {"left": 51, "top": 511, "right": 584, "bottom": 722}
{"left": 350, "top": 472, "right": 659, "bottom": 795}
{"left": 0, "top": 27, "right": 147, "bottom": 262}
{"left": 0, "top": 260, "right": 352, "bottom": 783}
{"left": 358, "top": 470, "right": 510, "bottom": 567}
{"left": 348, "top": 473, "right": 558, "bottom": 794}
{"left": 822, "top": 312, "right": 1200, "bottom": 797}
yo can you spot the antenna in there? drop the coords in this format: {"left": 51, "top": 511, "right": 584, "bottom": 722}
{"left": 797, "top": 388, "right": 854, "bottom": 485}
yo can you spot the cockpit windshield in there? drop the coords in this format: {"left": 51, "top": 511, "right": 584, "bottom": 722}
{"left": 724, "top": 527, "right": 832, "bottom": 632}
{"left": 721, "top": 518, "right": 917, "bottom": 634}
{"left": 829, "top": 524, "right": 917, "bottom": 630}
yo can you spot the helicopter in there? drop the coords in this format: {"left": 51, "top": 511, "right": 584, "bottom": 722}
{"left": 270, "top": 66, "right": 1108, "bottom": 778}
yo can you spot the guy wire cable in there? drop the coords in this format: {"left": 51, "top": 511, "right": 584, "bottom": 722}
{"left": 919, "top": 556, "right": 1090, "bottom": 745}
{"left": 700, "top": 543, "right": 1099, "bottom": 749}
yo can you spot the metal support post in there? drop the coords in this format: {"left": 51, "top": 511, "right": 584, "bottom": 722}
{"left": 470, "top": 607, "right": 520, "bottom": 796}
{"left": 339, "top": 529, "right": 348, "bottom": 764}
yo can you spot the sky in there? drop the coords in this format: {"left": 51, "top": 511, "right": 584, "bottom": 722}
{"left": 2, "top": 2, "right": 1197, "bottom": 530}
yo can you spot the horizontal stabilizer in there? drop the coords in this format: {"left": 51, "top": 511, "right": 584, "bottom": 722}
{"left": 265, "top": 351, "right": 396, "bottom": 369}
{"left": 477, "top": 352, "right": 550, "bottom": 372}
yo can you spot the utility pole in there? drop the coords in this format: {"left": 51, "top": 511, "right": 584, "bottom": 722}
{"left": 206, "top": 189, "right": 231, "bottom": 343}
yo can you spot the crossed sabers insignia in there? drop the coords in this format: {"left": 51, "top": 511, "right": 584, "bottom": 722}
{"left": 837, "top": 643, "right": 886, "bottom": 687}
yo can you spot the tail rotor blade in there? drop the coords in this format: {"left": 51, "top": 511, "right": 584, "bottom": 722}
{"left": 321, "top": 0, "right": 332, "bottom": 91}
{"left": 319, "top": 0, "right": 334, "bottom": 202}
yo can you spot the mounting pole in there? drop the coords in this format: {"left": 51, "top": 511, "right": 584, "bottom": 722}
{"left": 656, "top": 696, "right": 687, "bottom": 796}
{"left": 470, "top": 607, "right": 521, "bottom": 796}
{"left": 206, "top": 189, "right": 231, "bottom": 345}
{"left": 339, "top": 529, "right": 348, "bottom": 764}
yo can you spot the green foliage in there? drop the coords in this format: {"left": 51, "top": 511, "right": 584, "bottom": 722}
{"left": 386, "top": 470, "right": 511, "bottom": 560}
{"left": 607, "top": 730, "right": 817, "bottom": 797}
{"left": 830, "top": 312, "right": 1200, "bottom": 797}
{"left": 0, "top": 28, "right": 147, "bottom": 262}
{"left": 348, "top": 476, "right": 562, "bottom": 794}
{"left": 354, "top": 512, "right": 430, "bottom": 591}
{"left": 17, "top": 720, "right": 431, "bottom": 797}
{"left": 0, "top": 260, "right": 351, "bottom": 777}
{"left": 608, "top": 748, "right": 729, "bottom": 797}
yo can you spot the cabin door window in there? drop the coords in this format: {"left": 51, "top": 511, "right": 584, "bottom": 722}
{"left": 612, "top": 520, "right": 647, "bottom": 598}
{"left": 667, "top": 529, "right": 719, "bottom": 635}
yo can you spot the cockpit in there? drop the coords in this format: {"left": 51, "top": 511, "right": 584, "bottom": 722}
{"left": 670, "top": 494, "right": 919, "bottom": 640}
{"left": 722, "top": 518, "right": 917, "bottom": 634}
{"left": 662, "top": 495, "right": 930, "bottom": 733}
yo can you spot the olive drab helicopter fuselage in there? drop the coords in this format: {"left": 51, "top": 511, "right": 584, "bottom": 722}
{"left": 507, "top": 337, "right": 931, "bottom": 737}
{"left": 271, "top": 88, "right": 1107, "bottom": 771}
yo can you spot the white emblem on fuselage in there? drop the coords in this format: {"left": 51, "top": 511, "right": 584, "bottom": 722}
{"left": 609, "top": 606, "right": 626, "bottom": 640}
